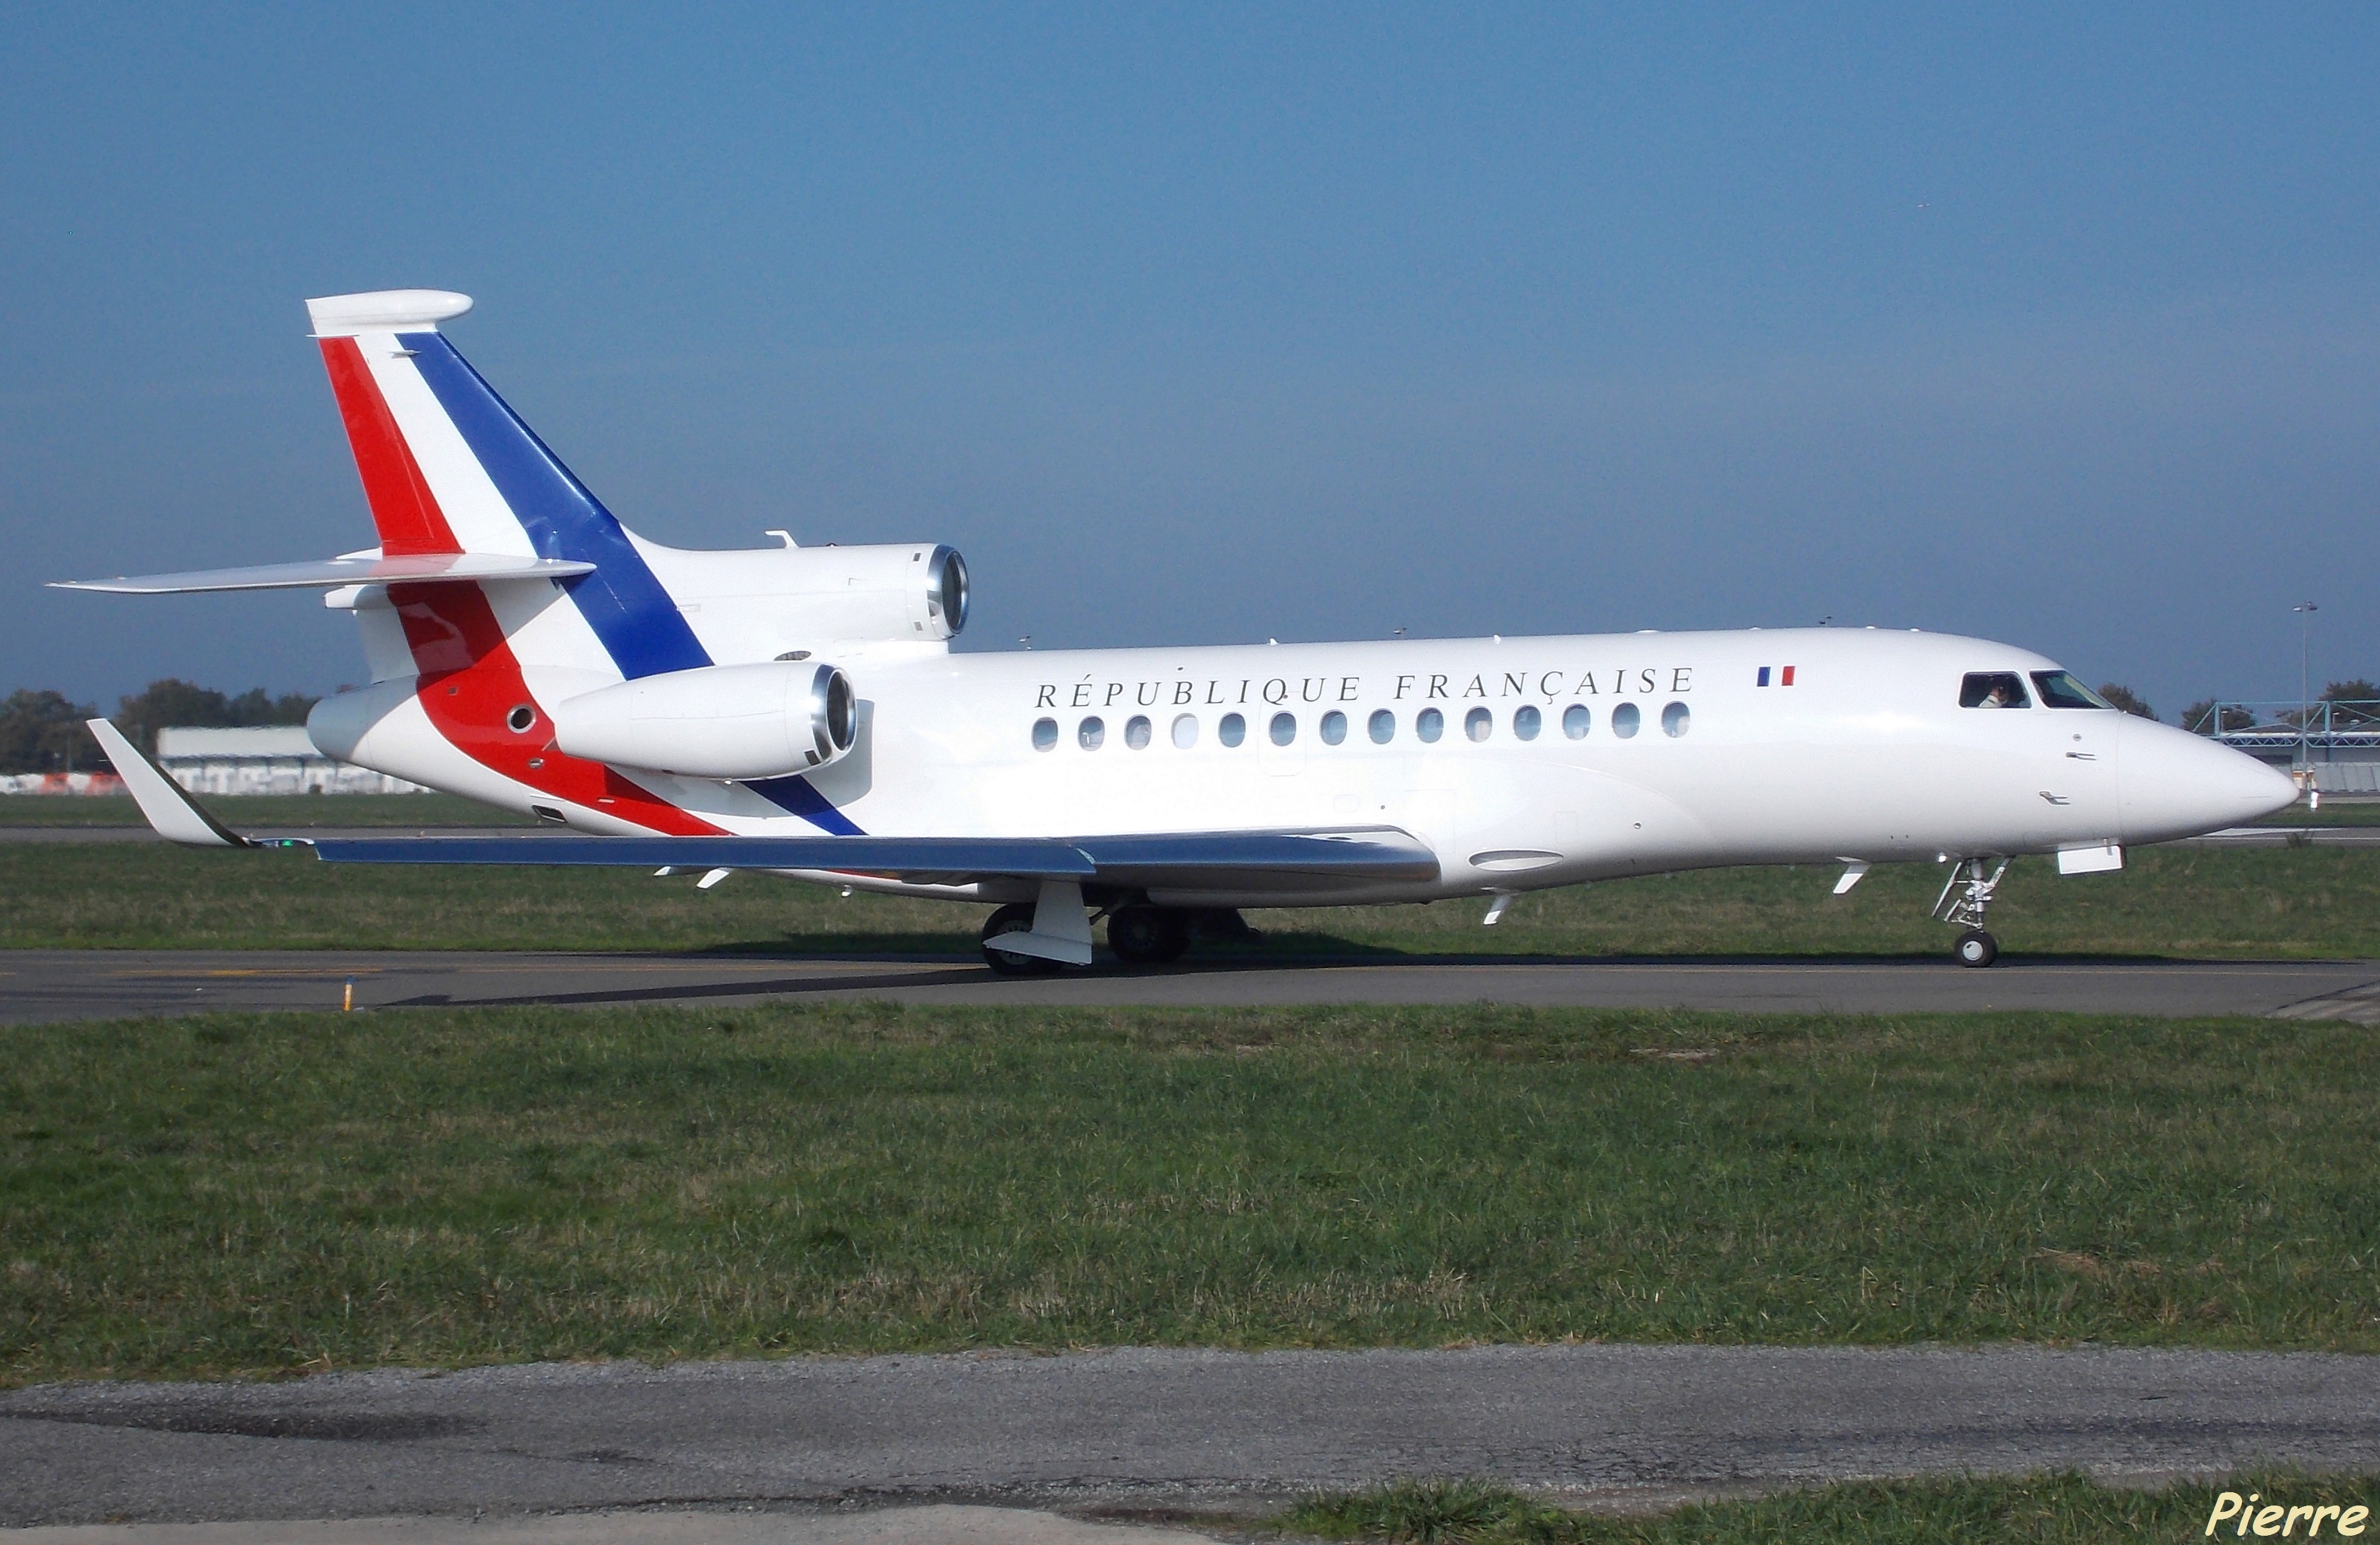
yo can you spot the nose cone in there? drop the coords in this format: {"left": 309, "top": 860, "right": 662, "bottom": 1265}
{"left": 2117, "top": 716, "right": 2299, "bottom": 843}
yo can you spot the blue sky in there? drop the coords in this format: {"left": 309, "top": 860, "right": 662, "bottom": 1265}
{"left": 4, "top": 3, "right": 2375, "bottom": 718}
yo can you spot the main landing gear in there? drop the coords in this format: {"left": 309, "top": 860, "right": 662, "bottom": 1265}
{"left": 982, "top": 901, "right": 1261, "bottom": 974}
{"left": 1106, "top": 904, "right": 1191, "bottom": 965}
{"left": 1933, "top": 857, "right": 2010, "bottom": 968}
{"left": 981, "top": 903, "right": 1063, "bottom": 976}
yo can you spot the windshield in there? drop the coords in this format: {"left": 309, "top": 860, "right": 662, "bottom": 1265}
{"left": 2031, "top": 671, "right": 2113, "bottom": 710}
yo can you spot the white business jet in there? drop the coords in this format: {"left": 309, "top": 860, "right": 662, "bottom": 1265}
{"left": 56, "top": 290, "right": 2297, "bottom": 971}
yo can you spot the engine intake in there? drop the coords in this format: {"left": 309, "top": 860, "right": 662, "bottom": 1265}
{"left": 552, "top": 661, "right": 856, "bottom": 781}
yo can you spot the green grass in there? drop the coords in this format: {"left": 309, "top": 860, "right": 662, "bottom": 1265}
{"left": 0, "top": 793, "right": 533, "bottom": 827}
{"left": 2, "top": 840, "right": 2377, "bottom": 957}
{"left": 2269, "top": 803, "right": 2380, "bottom": 825}
{"left": 4, "top": 1003, "right": 2377, "bottom": 1384}
{"left": 1273, "top": 1473, "right": 2378, "bottom": 1543}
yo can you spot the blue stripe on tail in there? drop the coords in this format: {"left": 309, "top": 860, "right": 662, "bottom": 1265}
{"left": 400, "top": 330, "right": 866, "bottom": 836}
{"left": 401, "top": 331, "right": 711, "bottom": 681}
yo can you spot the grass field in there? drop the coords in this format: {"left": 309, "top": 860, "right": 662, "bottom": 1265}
{"left": 3, "top": 1002, "right": 2375, "bottom": 1384}
{"left": 0, "top": 793, "right": 533, "bottom": 827}
{"left": 2, "top": 838, "right": 2377, "bottom": 957}
{"left": 1275, "top": 1473, "right": 2377, "bottom": 1543}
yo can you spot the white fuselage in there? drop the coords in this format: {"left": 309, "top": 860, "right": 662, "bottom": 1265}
{"left": 319, "top": 621, "right": 2298, "bottom": 909}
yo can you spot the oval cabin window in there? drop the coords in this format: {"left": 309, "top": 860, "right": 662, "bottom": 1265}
{"left": 1513, "top": 705, "right": 1540, "bottom": 740}
{"left": 1125, "top": 715, "right": 1152, "bottom": 749}
{"left": 1171, "top": 713, "right": 1199, "bottom": 748}
{"left": 1662, "top": 701, "right": 1690, "bottom": 737}
{"left": 1612, "top": 702, "right": 1641, "bottom": 739}
{"left": 1417, "top": 708, "right": 1444, "bottom": 743}
{"left": 1032, "top": 717, "right": 1058, "bottom": 751}
{"left": 1320, "top": 710, "right": 1347, "bottom": 744}
{"left": 1465, "top": 707, "right": 1492, "bottom": 742}
{"left": 1269, "top": 711, "right": 1297, "bottom": 746}
{"left": 1219, "top": 712, "right": 1247, "bottom": 747}
{"left": 1079, "top": 717, "right": 1105, "bottom": 750}
{"left": 1562, "top": 704, "right": 1590, "bottom": 739}
{"left": 1369, "top": 708, "right": 1396, "bottom": 744}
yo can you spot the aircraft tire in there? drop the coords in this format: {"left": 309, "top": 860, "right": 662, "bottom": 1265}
{"left": 1954, "top": 929, "right": 1999, "bottom": 968}
{"left": 1108, "top": 904, "right": 1192, "bottom": 965}
{"left": 981, "top": 903, "right": 1062, "bottom": 976}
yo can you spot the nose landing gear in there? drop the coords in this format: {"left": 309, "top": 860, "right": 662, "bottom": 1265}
{"left": 1934, "top": 857, "right": 2010, "bottom": 968}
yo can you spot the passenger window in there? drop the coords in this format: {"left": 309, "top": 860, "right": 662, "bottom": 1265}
{"left": 1124, "top": 714, "right": 1152, "bottom": 749}
{"left": 1562, "top": 704, "right": 1590, "bottom": 739}
{"left": 1269, "top": 711, "right": 1297, "bottom": 746}
{"left": 1959, "top": 672, "right": 2031, "bottom": 709}
{"left": 1465, "top": 706, "right": 1492, "bottom": 741}
{"left": 1171, "top": 712, "right": 1199, "bottom": 749}
{"left": 1032, "top": 717, "right": 1058, "bottom": 751}
{"left": 1079, "top": 716, "right": 1105, "bottom": 750}
{"left": 1662, "top": 701, "right": 1690, "bottom": 737}
{"left": 1219, "top": 712, "right": 1246, "bottom": 747}
{"left": 1320, "top": 710, "right": 1347, "bottom": 744}
{"left": 2031, "top": 671, "right": 2112, "bottom": 710}
{"left": 1514, "top": 705, "right": 1541, "bottom": 740}
{"left": 1612, "top": 702, "right": 1641, "bottom": 739}
{"left": 1416, "top": 707, "right": 1444, "bottom": 743}
{"left": 1369, "top": 708, "right": 1396, "bottom": 744}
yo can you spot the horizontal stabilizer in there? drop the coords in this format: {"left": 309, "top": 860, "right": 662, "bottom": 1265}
{"left": 309, "top": 827, "right": 1439, "bottom": 889}
{"left": 49, "top": 553, "right": 596, "bottom": 595}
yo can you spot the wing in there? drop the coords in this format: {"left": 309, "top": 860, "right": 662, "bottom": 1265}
{"left": 307, "top": 828, "right": 1438, "bottom": 891}
{"left": 85, "top": 718, "right": 1438, "bottom": 890}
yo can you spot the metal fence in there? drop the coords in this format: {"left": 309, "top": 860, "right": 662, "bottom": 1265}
{"left": 2198, "top": 700, "right": 2380, "bottom": 770}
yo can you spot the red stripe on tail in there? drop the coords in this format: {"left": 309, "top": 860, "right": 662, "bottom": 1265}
{"left": 317, "top": 338, "right": 461, "bottom": 556}
{"left": 389, "top": 582, "right": 722, "bottom": 835}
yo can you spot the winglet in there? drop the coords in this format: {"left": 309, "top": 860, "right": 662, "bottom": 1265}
{"left": 86, "top": 719, "right": 252, "bottom": 848}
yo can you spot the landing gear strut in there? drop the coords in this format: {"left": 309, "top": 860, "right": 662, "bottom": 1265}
{"left": 1933, "top": 857, "right": 2009, "bottom": 968}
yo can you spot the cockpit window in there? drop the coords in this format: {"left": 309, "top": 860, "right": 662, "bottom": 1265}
{"left": 2031, "top": 671, "right": 2113, "bottom": 710}
{"left": 1960, "top": 672, "right": 2031, "bottom": 709}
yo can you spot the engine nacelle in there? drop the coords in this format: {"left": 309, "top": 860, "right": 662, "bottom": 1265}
{"left": 639, "top": 541, "right": 969, "bottom": 654}
{"left": 552, "top": 661, "right": 856, "bottom": 780}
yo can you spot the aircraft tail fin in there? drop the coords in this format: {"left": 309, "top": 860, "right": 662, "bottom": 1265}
{"left": 306, "top": 290, "right": 712, "bottom": 681}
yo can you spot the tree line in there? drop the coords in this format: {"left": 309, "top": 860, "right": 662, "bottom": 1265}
{"left": 0, "top": 681, "right": 320, "bottom": 775}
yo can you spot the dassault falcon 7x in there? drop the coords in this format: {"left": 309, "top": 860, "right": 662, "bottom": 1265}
{"left": 58, "top": 289, "right": 2296, "bottom": 971}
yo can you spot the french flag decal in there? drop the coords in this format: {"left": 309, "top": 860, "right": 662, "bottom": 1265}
{"left": 1757, "top": 666, "right": 1797, "bottom": 686}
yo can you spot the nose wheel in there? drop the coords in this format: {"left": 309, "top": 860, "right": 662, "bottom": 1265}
{"left": 1934, "top": 857, "right": 2011, "bottom": 968}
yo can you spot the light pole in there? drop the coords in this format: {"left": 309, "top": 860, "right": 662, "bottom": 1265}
{"left": 2294, "top": 601, "right": 2320, "bottom": 777}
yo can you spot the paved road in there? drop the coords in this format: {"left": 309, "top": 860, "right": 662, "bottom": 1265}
{"left": 6, "top": 948, "right": 2379, "bottom": 1023}
{"left": 5, "top": 1507, "right": 1226, "bottom": 1544}
{"left": 3, "top": 1345, "right": 2374, "bottom": 1527}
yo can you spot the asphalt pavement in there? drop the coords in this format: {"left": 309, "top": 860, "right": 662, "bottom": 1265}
{"left": 5, "top": 948, "right": 2379, "bottom": 1022}
{"left": 3, "top": 1344, "right": 2374, "bottom": 1528}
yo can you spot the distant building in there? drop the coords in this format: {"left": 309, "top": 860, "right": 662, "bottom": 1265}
{"left": 153, "top": 726, "right": 425, "bottom": 796}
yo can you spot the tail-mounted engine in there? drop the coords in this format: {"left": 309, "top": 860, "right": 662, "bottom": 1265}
{"left": 552, "top": 661, "right": 857, "bottom": 781}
